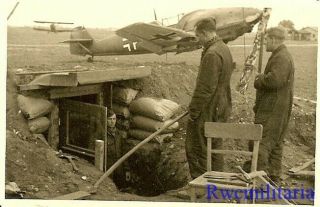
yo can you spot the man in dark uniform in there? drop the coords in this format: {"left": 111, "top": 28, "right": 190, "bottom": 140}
{"left": 186, "top": 18, "right": 233, "bottom": 179}
{"left": 106, "top": 110, "right": 125, "bottom": 187}
{"left": 253, "top": 27, "right": 295, "bottom": 182}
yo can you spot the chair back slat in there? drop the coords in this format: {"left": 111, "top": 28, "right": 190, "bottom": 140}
{"left": 205, "top": 122, "right": 262, "bottom": 172}
{"left": 205, "top": 122, "right": 262, "bottom": 140}
{"left": 211, "top": 149, "right": 252, "bottom": 156}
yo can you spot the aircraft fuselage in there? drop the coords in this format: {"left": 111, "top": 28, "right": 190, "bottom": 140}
{"left": 88, "top": 33, "right": 150, "bottom": 56}
{"left": 69, "top": 7, "right": 262, "bottom": 58}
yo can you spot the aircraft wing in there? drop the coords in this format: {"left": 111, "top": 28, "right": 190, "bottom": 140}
{"left": 34, "top": 20, "right": 74, "bottom": 24}
{"left": 33, "top": 27, "right": 51, "bottom": 32}
{"left": 116, "top": 22, "right": 197, "bottom": 54}
{"left": 33, "top": 26, "right": 72, "bottom": 33}
{"left": 60, "top": 39, "right": 93, "bottom": 43}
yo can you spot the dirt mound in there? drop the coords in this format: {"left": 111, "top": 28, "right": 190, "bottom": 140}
{"left": 6, "top": 70, "right": 121, "bottom": 199}
{"left": 5, "top": 128, "right": 120, "bottom": 199}
{"left": 288, "top": 104, "right": 316, "bottom": 151}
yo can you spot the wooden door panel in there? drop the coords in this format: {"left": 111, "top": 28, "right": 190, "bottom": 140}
{"left": 59, "top": 99, "right": 107, "bottom": 157}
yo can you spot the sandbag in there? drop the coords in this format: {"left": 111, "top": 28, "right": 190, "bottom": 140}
{"left": 28, "top": 117, "right": 50, "bottom": 134}
{"left": 118, "top": 129, "right": 128, "bottom": 140}
{"left": 112, "top": 103, "right": 130, "bottom": 119}
{"left": 113, "top": 86, "right": 139, "bottom": 105}
{"left": 129, "top": 97, "right": 180, "bottom": 121}
{"left": 17, "top": 95, "right": 53, "bottom": 119}
{"left": 116, "top": 118, "right": 130, "bottom": 131}
{"left": 129, "top": 129, "right": 173, "bottom": 144}
{"left": 131, "top": 115, "right": 179, "bottom": 133}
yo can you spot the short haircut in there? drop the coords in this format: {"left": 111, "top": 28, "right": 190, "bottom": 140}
{"left": 195, "top": 17, "right": 216, "bottom": 33}
{"left": 266, "top": 27, "right": 286, "bottom": 40}
{"left": 107, "top": 109, "right": 116, "bottom": 118}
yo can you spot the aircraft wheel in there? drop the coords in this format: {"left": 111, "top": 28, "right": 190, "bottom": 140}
{"left": 87, "top": 57, "right": 93, "bottom": 62}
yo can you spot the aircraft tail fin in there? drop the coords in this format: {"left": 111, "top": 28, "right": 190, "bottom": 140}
{"left": 66, "top": 26, "right": 94, "bottom": 56}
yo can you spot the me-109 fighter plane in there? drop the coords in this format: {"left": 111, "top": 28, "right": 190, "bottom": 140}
{"left": 33, "top": 21, "right": 74, "bottom": 33}
{"left": 62, "top": 7, "right": 263, "bottom": 62}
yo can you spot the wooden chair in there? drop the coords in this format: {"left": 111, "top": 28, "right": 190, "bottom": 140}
{"left": 188, "top": 122, "right": 263, "bottom": 203}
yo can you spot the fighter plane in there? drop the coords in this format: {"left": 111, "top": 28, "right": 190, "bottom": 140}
{"left": 62, "top": 7, "right": 263, "bottom": 62}
{"left": 33, "top": 21, "right": 74, "bottom": 33}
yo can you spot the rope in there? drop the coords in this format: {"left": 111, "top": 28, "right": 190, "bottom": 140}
{"left": 237, "top": 8, "right": 272, "bottom": 94}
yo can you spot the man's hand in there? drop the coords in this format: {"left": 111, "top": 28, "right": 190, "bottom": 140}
{"left": 188, "top": 116, "right": 195, "bottom": 122}
{"left": 254, "top": 74, "right": 265, "bottom": 89}
{"left": 255, "top": 74, "right": 264, "bottom": 81}
{"left": 188, "top": 113, "right": 197, "bottom": 122}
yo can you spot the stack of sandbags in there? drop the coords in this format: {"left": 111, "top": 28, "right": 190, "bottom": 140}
{"left": 112, "top": 86, "right": 139, "bottom": 140}
{"left": 17, "top": 94, "right": 53, "bottom": 134}
{"left": 128, "top": 97, "right": 180, "bottom": 144}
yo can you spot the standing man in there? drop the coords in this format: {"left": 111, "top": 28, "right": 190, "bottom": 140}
{"left": 186, "top": 18, "right": 233, "bottom": 179}
{"left": 106, "top": 110, "right": 125, "bottom": 187}
{"left": 253, "top": 27, "right": 294, "bottom": 182}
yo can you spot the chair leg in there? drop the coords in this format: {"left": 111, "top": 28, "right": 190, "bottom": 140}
{"left": 188, "top": 187, "right": 196, "bottom": 202}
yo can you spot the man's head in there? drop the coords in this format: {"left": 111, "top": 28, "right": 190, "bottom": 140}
{"left": 195, "top": 18, "right": 217, "bottom": 46}
{"left": 265, "top": 27, "right": 286, "bottom": 52}
{"left": 107, "top": 109, "right": 116, "bottom": 128}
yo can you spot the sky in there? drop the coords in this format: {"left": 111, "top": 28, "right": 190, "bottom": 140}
{"left": 5, "top": 0, "right": 320, "bottom": 30}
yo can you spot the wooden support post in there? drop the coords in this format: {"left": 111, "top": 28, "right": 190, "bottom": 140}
{"left": 97, "top": 86, "right": 104, "bottom": 106}
{"left": 110, "top": 83, "right": 113, "bottom": 109}
{"left": 258, "top": 33, "right": 264, "bottom": 74}
{"left": 207, "top": 137, "right": 212, "bottom": 171}
{"left": 251, "top": 140, "right": 260, "bottom": 172}
{"left": 104, "top": 107, "right": 108, "bottom": 172}
{"left": 95, "top": 140, "right": 104, "bottom": 171}
{"left": 48, "top": 102, "right": 59, "bottom": 150}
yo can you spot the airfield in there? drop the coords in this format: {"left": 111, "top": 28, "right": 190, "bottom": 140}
{"left": 6, "top": 26, "right": 317, "bottom": 203}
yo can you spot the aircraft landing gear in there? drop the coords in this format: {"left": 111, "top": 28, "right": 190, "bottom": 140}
{"left": 87, "top": 56, "right": 94, "bottom": 63}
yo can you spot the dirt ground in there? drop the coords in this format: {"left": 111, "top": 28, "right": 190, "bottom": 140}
{"left": 5, "top": 27, "right": 317, "bottom": 204}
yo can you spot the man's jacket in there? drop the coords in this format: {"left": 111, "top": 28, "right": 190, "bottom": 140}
{"left": 189, "top": 38, "right": 233, "bottom": 122}
{"left": 254, "top": 44, "right": 294, "bottom": 134}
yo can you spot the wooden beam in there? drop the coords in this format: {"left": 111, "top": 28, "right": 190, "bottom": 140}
{"left": 60, "top": 145, "right": 94, "bottom": 158}
{"left": 15, "top": 68, "right": 89, "bottom": 75}
{"left": 97, "top": 91, "right": 104, "bottom": 106}
{"left": 211, "top": 149, "right": 253, "bottom": 156}
{"left": 104, "top": 107, "right": 108, "bottom": 172}
{"left": 28, "top": 73, "right": 78, "bottom": 87}
{"left": 293, "top": 96, "right": 316, "bottom": 104}
{"left": 77, "top": 67, "right": 151, "bottom": 85}
{"left": 291, "top": 170, "right": 315, "bottom": 177}
{"left": 207, "top": 137, "right": 212, "bottom": 171}
{"left": 95, "top": 140, "right": 104, "bottom": 171}
{"left": 53, "top": 191, "right": 91, "bottom": 200}
{"left": 48, "top": 103, "right": 59, "bottom": 150}
{"left": 288, "top": 158, "right": 315, "bottom": 173}
{"left": 49, "top": 84, "right": 102, "bottom": 99}
{"left": 19, "top": 84, "right": 45, "bottom": 91}
{"left": 251, "top": 140, "right": 260, "bottom": 172}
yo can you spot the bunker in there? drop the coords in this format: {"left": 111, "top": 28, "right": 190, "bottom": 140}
{"left": 15, "top": 65, "right": 189, "bottom": 196}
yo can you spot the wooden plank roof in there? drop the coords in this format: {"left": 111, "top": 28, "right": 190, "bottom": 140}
{"left": 17, "top": 66, "right": 151, "bottom": 91}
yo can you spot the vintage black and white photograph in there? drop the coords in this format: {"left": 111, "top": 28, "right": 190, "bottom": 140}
{"left": 3, "top": 0, "right": 319, "bottom": 206}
